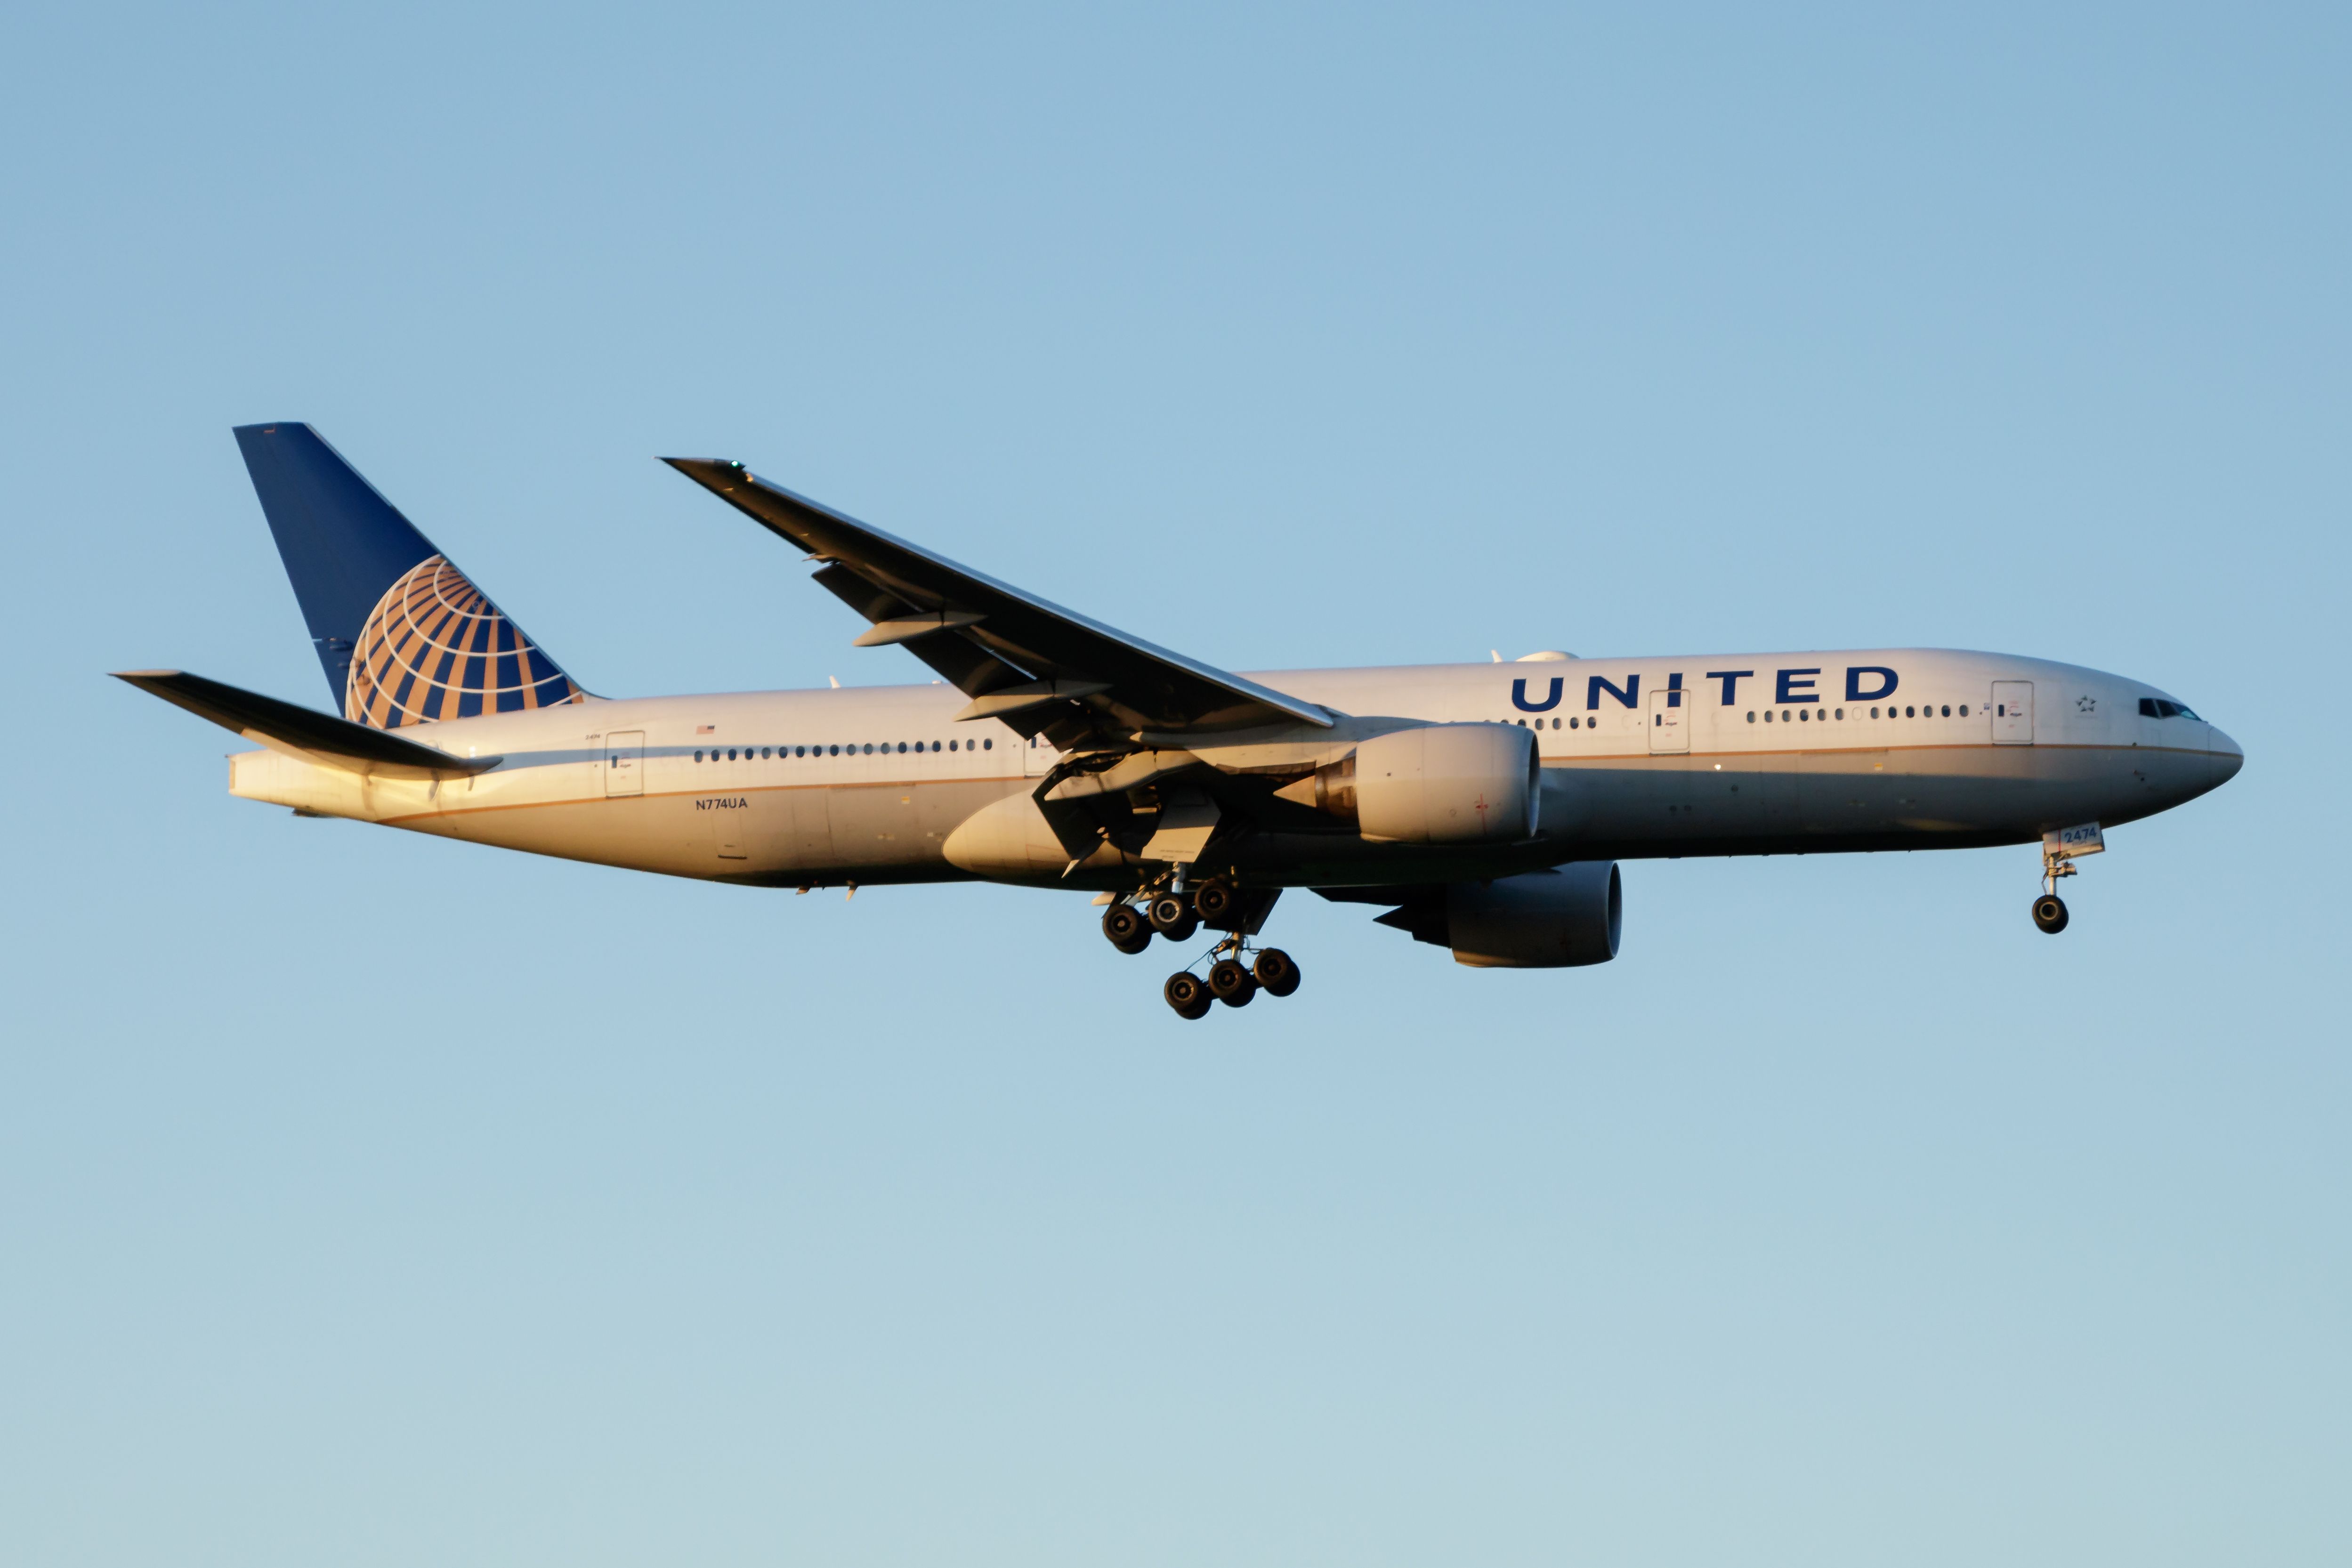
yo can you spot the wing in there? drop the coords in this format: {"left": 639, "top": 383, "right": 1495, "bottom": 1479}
{"left": 662, "top": 459, "right": 1334, "bottom": 745}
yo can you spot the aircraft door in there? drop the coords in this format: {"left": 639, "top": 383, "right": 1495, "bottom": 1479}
{"left": 787, "top": 788, "right": 834, "bottom": 865}
{"left": 1990, "top": 682, "right": 2034, "bottom": 745}
{"left": 604, "top": 731, "right": 645, "bottom": 796}
{"left": 1023, "top": 732, "right": 1060, "bottom": 777}
{"left": 1646, "top": 688, "right": 1689, "bottom": 754}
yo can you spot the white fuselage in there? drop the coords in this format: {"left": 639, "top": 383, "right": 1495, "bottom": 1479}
{"left": 225, "top": 648, "right": 2242, "bottom": 890}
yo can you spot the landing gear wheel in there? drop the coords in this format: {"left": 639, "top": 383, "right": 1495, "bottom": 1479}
{"left": 1192, "top": 879, "right": 1237, "bottom": 926}
{"left": 1164, "top": 971, "right": 1212, "bottom": 1020}
{"left": 2032, "top": 893, "right": 2069, "bottom": 934}
{"left": 1253, "top": 947, "right": 1301, "bottom": 997}
{"left": 1208, "top": 958, "right": 1258, "bottom": 1007}
{"left": 1101, "top": 903, "right": 1152, "bottom": 954}
{"left": 1148, "top": 892, "right": 1198, "bottom": 942}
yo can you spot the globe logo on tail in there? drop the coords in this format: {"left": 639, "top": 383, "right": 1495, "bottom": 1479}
{"left": 346, "top": 555, "right": 582, "bottom": 728}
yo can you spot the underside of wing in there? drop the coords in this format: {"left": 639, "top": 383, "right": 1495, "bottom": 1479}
{"left": 662, "top": 459, "right": 1333, "bottom": 748}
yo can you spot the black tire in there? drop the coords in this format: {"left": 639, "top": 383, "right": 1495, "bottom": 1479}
{"left": 1164, "top": 971, "right": 1212, "bottom": 1020}
{"left": 2032, "top": 893, "right": 2069, "bottom": 934}
{"left": 1102, "top": 903, "right": 1152, "bottom": 954}
{"left": 1208, "top": 958, "right": 1258, "bottom": 1007}
{"left": 1148, "top": 892, "right": 1194, "bottom": 935}
{"left": 1253, "top": 947, "right": 1301, "bottom": 998}
{"left": 1193, "top": 879, "right": 1237, "bottom": 926}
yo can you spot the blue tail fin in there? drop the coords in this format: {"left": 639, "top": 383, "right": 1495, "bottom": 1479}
{"left": 234, "top": 423, "right": 584, "bottom": 728}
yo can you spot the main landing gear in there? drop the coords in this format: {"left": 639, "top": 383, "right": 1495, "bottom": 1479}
{"left": 1100, "top": 876, "right": 1303, "bottom": 1019}
{"left": 1162, "top": 941, "right": 1302, "bottom": 1020}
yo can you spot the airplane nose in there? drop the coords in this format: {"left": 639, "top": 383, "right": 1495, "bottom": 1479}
{"left": 2207, "top": 725, "right": 2245, "bottom": 786}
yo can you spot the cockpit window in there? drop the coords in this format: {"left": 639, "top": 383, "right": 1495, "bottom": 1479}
{"left": 2140, "top": 697, "right": 2201, "bottom": 720}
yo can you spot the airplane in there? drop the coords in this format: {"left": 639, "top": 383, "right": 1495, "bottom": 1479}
{"left": 118, "top": 424, "right": 2244, "bottom": 1018}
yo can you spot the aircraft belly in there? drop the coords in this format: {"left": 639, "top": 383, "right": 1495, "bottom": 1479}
{"left": 824, "top": 779, "right": 1014, "bottom": 870}
{"left": 1538, "top": 743, "right": 2147, "bottom": 852}
{"left": 390, "top": 776, "right": 1015, "bottom": 883}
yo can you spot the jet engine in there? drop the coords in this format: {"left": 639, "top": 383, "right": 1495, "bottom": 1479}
{"left": 1287, "top": 723, "right": 1540, "bottom": 844}
{"left": 1355, "top": 863, "right": 1621, "bottom": 968}
{"left": 1446, "top": 863, "right": 1621, "bottom": 967}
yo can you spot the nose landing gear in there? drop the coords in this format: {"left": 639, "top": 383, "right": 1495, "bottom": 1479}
{"left": 2031, "top": 822, "right": 2103, "bottom": 935}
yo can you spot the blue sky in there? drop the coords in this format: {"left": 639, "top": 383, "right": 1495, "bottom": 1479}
{"left": 2, "top": 5, "right": 2346, "bottom": 1564}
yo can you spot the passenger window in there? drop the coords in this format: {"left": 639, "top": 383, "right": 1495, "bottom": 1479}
{"left": 949, "top": 740, "right": 958, "bottom": 751}
{"left": 1835, "top": 708, "right": 1844, "bottom": 719}
{"left": 1904, "top": 706, "right": 1915, "bottom": 718}
{"left": 1940, "top": 705, "right": 1950, "bottom": 717}
{"left": 1957, "top": 706, "right": 1967, "bottom": 718}
{"left": 984, "top": 738, "right": 993, "bottom": 749}
{"left": 694, "top": 750, "right": 703, "bottom": 762}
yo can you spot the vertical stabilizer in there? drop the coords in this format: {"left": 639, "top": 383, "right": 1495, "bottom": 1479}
{"left": 234, "top": 423, "right": 583, "bottom": 728}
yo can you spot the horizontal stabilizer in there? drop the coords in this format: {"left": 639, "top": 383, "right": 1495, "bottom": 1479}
{"left": 113, "top": 670, "right": 501, "bottom": 780}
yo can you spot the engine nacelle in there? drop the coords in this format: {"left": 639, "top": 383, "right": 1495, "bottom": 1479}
{"left": 1447, "top": 864, "right": 1621, "bottom": 968}
{"left": 1342, "top": 722, "right": 1540, "bottom": 844}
